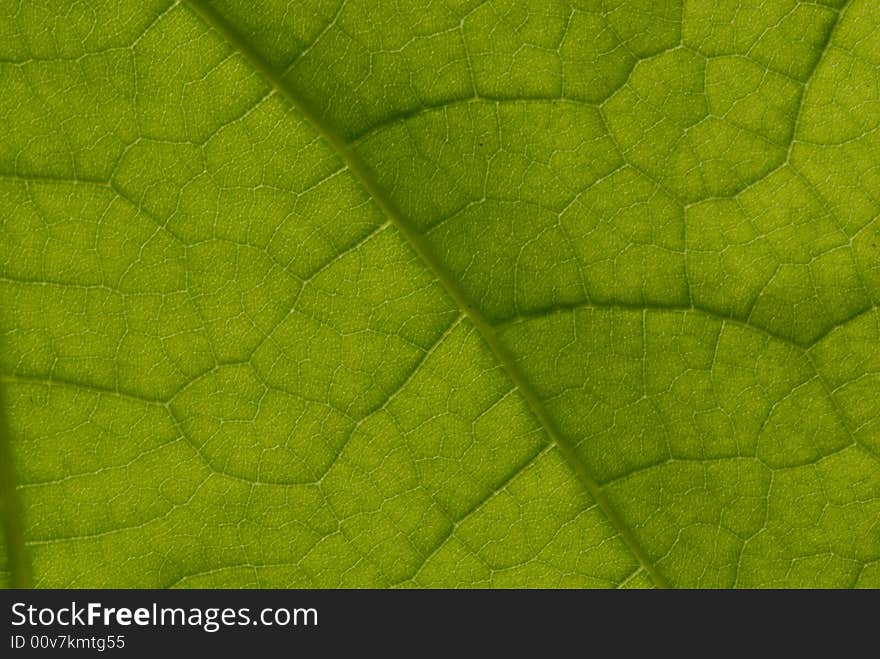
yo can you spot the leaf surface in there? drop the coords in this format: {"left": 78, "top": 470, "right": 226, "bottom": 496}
{"left": 1, "top": 0, "right": 879, "bottom": 588}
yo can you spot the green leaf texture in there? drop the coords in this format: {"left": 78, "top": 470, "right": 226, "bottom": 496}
{"left": 1, "top": 0, "right": 879, "bottom": 588}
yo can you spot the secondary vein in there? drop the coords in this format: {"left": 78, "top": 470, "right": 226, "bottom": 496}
{"left": 0, "top": 378, "right": 32, "bottom": 587}
{"left": 184, "top": 0, "right": 671, "bottom": 588}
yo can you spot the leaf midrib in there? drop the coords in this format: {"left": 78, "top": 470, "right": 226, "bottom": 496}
{"left": 183, "top": 0, "right": 671, "bottom": 588}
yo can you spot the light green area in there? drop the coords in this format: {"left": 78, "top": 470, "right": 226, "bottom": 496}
{"left": 0, "top": 0, "right": 878, "bottom": 588}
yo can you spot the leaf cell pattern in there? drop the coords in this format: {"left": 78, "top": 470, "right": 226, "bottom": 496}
{"left": 1, "top": 0, "right": 879, "bottom": 588}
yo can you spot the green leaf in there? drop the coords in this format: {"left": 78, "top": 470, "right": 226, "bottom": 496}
{"left": 1, "top": 0, "right": 879, "bottom": 588}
